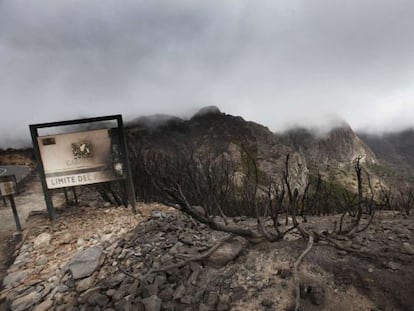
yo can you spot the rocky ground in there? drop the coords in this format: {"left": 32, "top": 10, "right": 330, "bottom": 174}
{"left": 1, "top": 180, "right": 414, "bottom": 310}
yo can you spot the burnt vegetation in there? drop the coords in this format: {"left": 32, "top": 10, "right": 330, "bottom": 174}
{"left": 130, "top": 146, "right": 411, "bottom": 236}
{"left": 127, "top": 144, "right": 413, "bottom": 310}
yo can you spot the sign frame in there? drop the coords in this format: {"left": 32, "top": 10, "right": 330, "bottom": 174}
{"left": 30, "top": 115, "right": 136, "bottom": 220}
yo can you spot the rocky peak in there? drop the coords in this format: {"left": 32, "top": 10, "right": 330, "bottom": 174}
{"left": 282, "top": 122, "right": 377, "bottom": 166}
{"left": 192, "top": 106, "right": 222, "bottom": 119}
{"left": 281, "top": 122, "right": 381, "bottom": 192}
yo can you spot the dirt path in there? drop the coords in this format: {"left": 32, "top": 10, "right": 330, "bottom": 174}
{"left": 0, "top": 176, "right": 48, "bottom": 232}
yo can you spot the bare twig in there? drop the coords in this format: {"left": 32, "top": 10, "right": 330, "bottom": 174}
{"left": 294, "top": 234, "right": 314, "bottom": 311}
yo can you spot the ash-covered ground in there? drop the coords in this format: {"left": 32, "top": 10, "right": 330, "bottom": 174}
{"left": 1, "top": 179, "right": 414, "bottom": 311}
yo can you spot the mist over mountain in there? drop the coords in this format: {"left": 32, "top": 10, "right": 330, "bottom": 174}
{"left": 0, "top": 106, "right": 413, "bottom": 150}
{"left": 2, "top": 106, "right": 414, "bottom": 197}
{"left": 358, "top": 129, "right": 414, "bottom": 181}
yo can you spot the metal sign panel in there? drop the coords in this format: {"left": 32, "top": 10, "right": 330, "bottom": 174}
{"left": 38, "top": 128, "right": 125, "bottom": 189}
{"left": 30, "top": 114, "right": 136, "bottom": 220}
{"left": 0, "top": 175, "right": 17, "bottom": 196}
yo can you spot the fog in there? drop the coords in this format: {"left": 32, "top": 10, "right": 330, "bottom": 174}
{"left": 1, "top": 0, "right": 414, "bottom": 147}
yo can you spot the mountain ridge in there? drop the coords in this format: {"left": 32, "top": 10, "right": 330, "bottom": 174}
{"left": 2, "top": 107, "right": 413, "bottom": 193}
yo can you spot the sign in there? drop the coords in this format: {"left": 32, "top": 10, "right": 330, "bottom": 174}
{"left": 0, "top": 175, "right": 17, "bottom": 196}
{"left": 38, "top": 128, "right": 125, "bottom": 189}
{"left": 30, "top": 115, "right": 136, "bottom": 220}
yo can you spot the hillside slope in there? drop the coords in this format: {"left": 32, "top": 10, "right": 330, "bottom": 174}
{"left": 126, "top": 107, "right": 308, "bottom": 191}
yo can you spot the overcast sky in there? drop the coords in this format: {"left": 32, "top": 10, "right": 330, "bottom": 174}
{"left": 1, "top": 0, "right": 414, "bottom": 147}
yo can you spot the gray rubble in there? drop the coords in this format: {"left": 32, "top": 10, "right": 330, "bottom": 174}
{"left": 0, "top": 205, "right": 251, "bottom": 310}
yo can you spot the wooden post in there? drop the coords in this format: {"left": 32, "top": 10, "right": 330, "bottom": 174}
{"left": 72, "top": 187, "right": 78, "bottom": 206}
{"left": 64, "top": 188, "right": 69, "bottom": 207}
{"left": 9, "top": 195, "right": 22, "bottom": 232}
{"left": 117, "top": 116, "right": 137, "bottom": 213}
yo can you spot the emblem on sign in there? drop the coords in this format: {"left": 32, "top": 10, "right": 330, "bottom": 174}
{"left": 72, "top": 142, "right": 93, "bottom": 159}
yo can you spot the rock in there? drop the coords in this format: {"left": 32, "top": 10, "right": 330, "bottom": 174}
{"left": 142, "top": 295, "right": 162, "bottom": 311}
{"left": 104, "top": 272, "right": 126, "bottom": 288}
{"left": 160, "top": 301, "right": 175, "bottom": 311}
{"left": 173, "top": 285, "right": 186, "bottom": 300}
{"left": 40, "top": 284, "right": 52, "bottom": 298}
{"left": 76, "top": 275, "right": 96, "bottom": 292}
{"left": 35, "top": 255, "right": 48, "bottom": 266}
{"left": 230, "top": 287, "right": 247, "bottom": 302}
{"left": 193, "top": 288, "right": 205, "bottom": 304}
{"left": 301, "top": 283, "right": 325, "bottom": 306}
{"left": 33, "top": 299, "right": 53, "bottom": 311}
{"left": 159, "top": 287, "right": 174, "bottom": 301}
{"left": 153, "top": 274, "right": 167, "bottom": 287}
{"left": 143, "top": 285, "right": 158, "bottom": 298}
{"left": 101, "top": 233, "right": 114, "bottom": 243}
{"left": 261, "top": 299, "right": 274, "bottom": 307}
{"left": 192, "top": 206, "right": 206, "bottom": 216}
{"left": 205, "top": 237, "right": 247, "bottom": 268}
{"left": 112, "top": 288, "right": 129, "bottom": 301}
{"left": 188, "top": 264, "right": 201, "bottom": 285}
{"left": 87, "top": 292, "right": 110, "bottom": 306}
{"left": 151, "top": 211, "right": 167, "bottom": 219}
{"left": 58, "top": 285, "right": 69, "bottom": 293}
{"left": 278, "top": 269, "right": 292, "bottom": 279}
{"left": 114, "top": 297, "right": 132, "bottom": 311}
{"left": 10, "top": 291, "right": 41, "bottom": 311}
{"left": 403, "top": 242, "right": 414, "bottom": 255}
{"left": 60, "top": 232, "right": 72, "bottom": 244}
{"left": 169, "top": 242, "right": 184, "bottom": 255}
{"left": 387, "top": 261, "right": 400, "bottom": 271}
{"left": 54, "top": 293, "right": 65, "bottom": 305}
{"left": 128, "top": 280, "right": 140, "bottom": 297}
{"left": 219, "top": 294, "right": 230, "bottom": 305}
{"left": 77, "top": 238, "right": 85, "bottom": 246}
{"left": 198, "top": 304, "right": 213, "bottom": 311}
{"left": 216, "top": 302, "right": 230, "bottom": 311}
{"left": 79, "top": 286, "right": 101, "bottom": 303}
{"left": 3, "top": 271, "right": 28, "bottom": 288}
{"left": 33, "top": 233, "right": 51, "bottom": 248}
{"left": 205, "top": 292, "right": 219, "bottom": 307}
{"left": 106, "top": 289, "right": 116, "bottom": 297}
{"left": 181, "top": 295, "right": 193, "bottom": 304}
{"left": 160, "top": 254, "right": 174, "bottom": 264}
{"left": 351, "top": 243, "right": 361, "bottom": 250}
{"left": 67, "top": 247, "right": 103, "bottom": 279}
{"left": 179, "top": 233, "right": 194, "bottom": 246}
{"left": 309, "top": 285, "right": 325, "bottom": 305}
